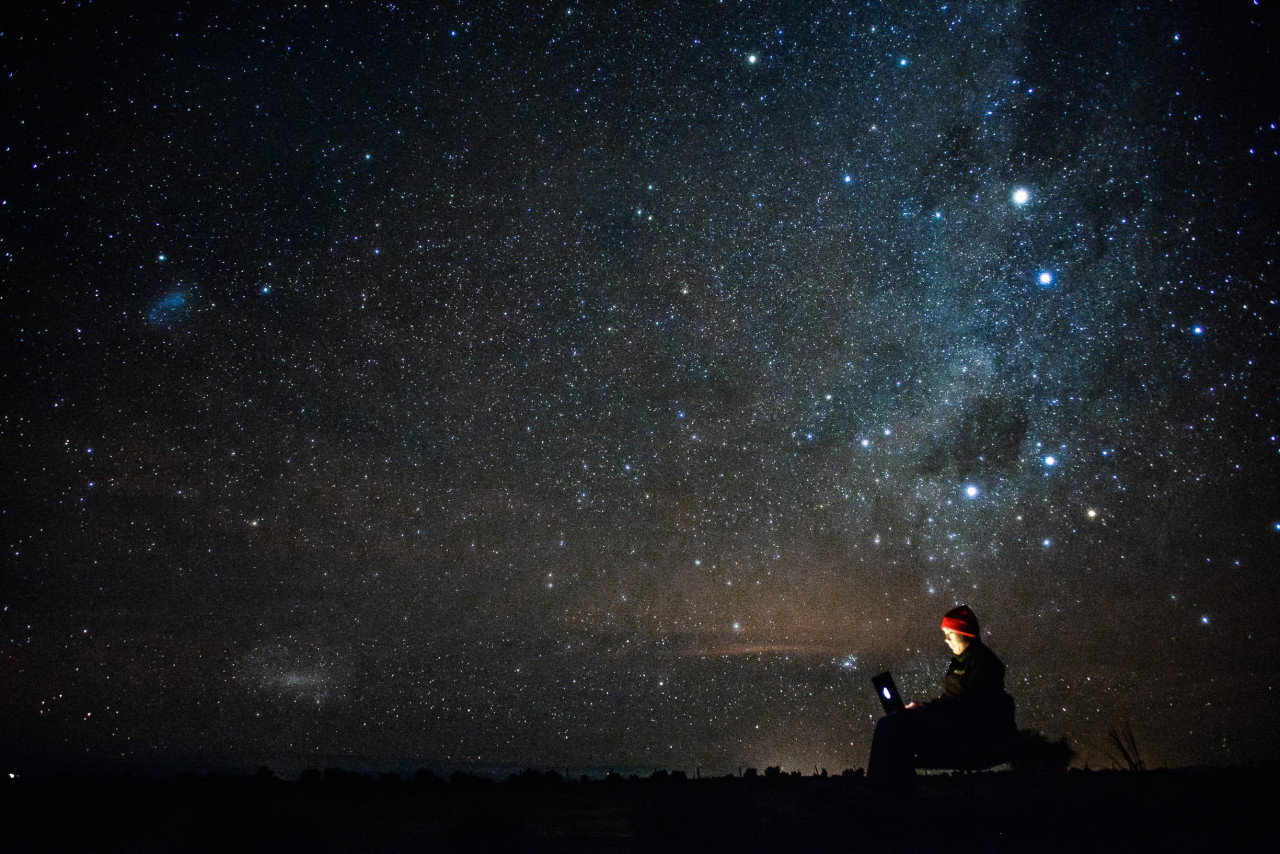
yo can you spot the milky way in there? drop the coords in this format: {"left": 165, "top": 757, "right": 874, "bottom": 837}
{"left": 4, "top": 1, "right": 1277, "bottom": 776}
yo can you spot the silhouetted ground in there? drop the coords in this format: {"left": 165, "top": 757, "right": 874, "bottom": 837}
{"left": 5, "top": 767, "right": 1273, "bottom": 852}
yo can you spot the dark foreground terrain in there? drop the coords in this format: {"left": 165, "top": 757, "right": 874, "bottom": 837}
{"left": 6, "top": 767, "right": 1274, "bottom": 852}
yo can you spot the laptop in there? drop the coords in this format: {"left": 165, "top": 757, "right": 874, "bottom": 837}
{"left": 871, "top": 671, "right": 906, "bottom": 715}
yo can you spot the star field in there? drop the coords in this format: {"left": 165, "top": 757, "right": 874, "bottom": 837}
{"left": 3, "top": 1, "right": 1278, "bottom": 776}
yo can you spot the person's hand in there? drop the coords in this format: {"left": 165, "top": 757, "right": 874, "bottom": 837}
{"left": 905, "top": 701, "right": 919, "bottom": 709}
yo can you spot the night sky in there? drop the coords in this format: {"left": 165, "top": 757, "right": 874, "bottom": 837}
{"left": 4, "top": 1, "right": 1278, "bottom": 778}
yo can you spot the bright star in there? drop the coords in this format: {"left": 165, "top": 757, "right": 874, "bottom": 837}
{"left": 1012, "top": 187, "right": 1030, "bottom": 205}
{"left": 1038, "top": 271, "right": 1054, "bottom": 286}
{"left": 1044, "top": 456, "right": 1056, "bottom": 467}
{"left": 747, "top": 54, "right": 758, "bottom": 64}
{"left": 965, "top": 485, "right": 979, "bottom": 498}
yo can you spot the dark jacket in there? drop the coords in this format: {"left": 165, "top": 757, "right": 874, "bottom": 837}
{"left": 926, "top": 639, "right": 1016, "bottom": 742}
{"left": 939, "top": 638, "right": 1006, "bottom": 702}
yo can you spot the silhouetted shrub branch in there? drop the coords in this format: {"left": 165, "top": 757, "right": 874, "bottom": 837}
{"left": 1107, "top": 721, "right": 1146, "bottom": 772}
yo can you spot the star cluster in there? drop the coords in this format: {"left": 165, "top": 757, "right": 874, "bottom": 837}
{"left": 2, "top": 1, "right": 1277, "bottom": 776}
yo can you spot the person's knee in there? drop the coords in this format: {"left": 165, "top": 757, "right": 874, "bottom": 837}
{"left": 873, "top": 713, "right": 908, "bottom": 744}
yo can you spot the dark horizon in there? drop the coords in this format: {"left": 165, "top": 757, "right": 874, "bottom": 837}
{"left": 6, "top": 764, "right": 1272, "bottom": 853}
{"left": 4, "top": 0, "right": 1278, "bottom": 778}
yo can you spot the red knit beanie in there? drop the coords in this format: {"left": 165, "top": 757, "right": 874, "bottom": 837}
{"left": 941, "top": 605, "right": 980, "bottom": 637}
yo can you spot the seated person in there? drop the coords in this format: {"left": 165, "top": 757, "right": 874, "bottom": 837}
{"left": 866, "top": 605, "right": 1016, "bottom": 793}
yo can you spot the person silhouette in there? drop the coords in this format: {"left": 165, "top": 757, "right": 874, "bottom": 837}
{"left": 866, "top": 605, "right": 1016, "bottom": 795}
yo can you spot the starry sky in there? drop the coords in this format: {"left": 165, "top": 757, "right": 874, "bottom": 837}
{"left": 3, "top": 1, "right": 1278, "bottom": 777}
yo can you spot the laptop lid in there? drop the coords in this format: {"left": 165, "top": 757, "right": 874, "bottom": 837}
{"left": 871, "top": 670, "right": 906, "bottom": 715}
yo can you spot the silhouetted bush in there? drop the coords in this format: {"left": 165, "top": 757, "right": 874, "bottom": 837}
{"left": 323, "top": 767, "right": 373, "bottom": 787}
{"left": 1013, "top": 729, "right": 1075, "bottom": 775}
{"left": 1107, "top": 721, "right": 1146, "bottom": 771}
{"left": 508, "top": 768, "right": 564, "bottom": 786}
{"left": 449, "top": 771, "right": 492, "bottom": 787}
{"left": 413, "top": 768, "right": 443, "bottom": 786}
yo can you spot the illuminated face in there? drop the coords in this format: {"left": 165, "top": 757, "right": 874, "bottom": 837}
{"left": 943, "top": 628, "right": 971, "bottom": 656}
